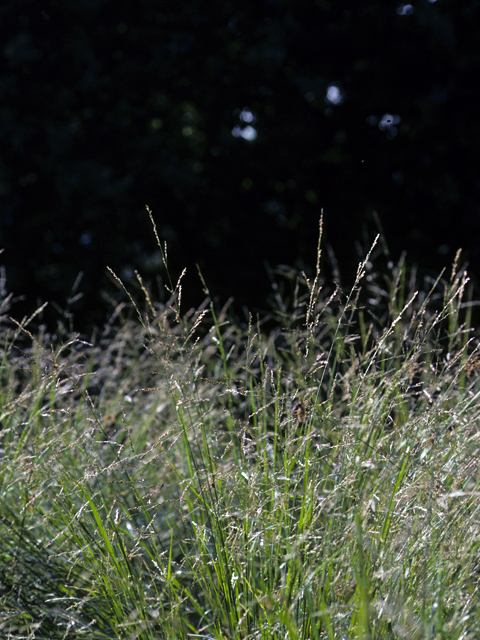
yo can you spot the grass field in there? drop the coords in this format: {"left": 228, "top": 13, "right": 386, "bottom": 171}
{"left": 1, "top": 218, "right": 480, "bottom": 639}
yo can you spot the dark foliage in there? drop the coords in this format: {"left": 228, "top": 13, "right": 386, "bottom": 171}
{"left": 1, "top": 0, "right": 479, "bottom": 328}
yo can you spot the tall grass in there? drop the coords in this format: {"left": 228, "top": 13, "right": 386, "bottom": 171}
{"left": 1, "top": 220, "right": 480, "bottom": 639}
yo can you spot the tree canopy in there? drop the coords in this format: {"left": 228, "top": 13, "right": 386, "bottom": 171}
{"left": 2, "top": 0, "right": 479, "bottom": 327}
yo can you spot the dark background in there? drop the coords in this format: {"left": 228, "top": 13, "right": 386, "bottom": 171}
{"left": 2, "top": 0, "right": 480, "bottom": 329}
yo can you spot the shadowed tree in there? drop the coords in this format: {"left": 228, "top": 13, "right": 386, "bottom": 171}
{"left": 1, "top": 0, "right": 479, "bottom": 327}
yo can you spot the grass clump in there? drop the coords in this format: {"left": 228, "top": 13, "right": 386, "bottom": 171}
{"left": 1, "top": 222, "right": 480, "bottom": 639}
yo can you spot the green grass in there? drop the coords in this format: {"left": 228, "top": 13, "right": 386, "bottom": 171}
{"left": 1, "top": 220, "right": 480, "bottom": 639}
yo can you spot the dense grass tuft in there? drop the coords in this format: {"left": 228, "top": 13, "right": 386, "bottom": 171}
{"left": 1, "top": 224, "right": 480, "bottom": 639}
